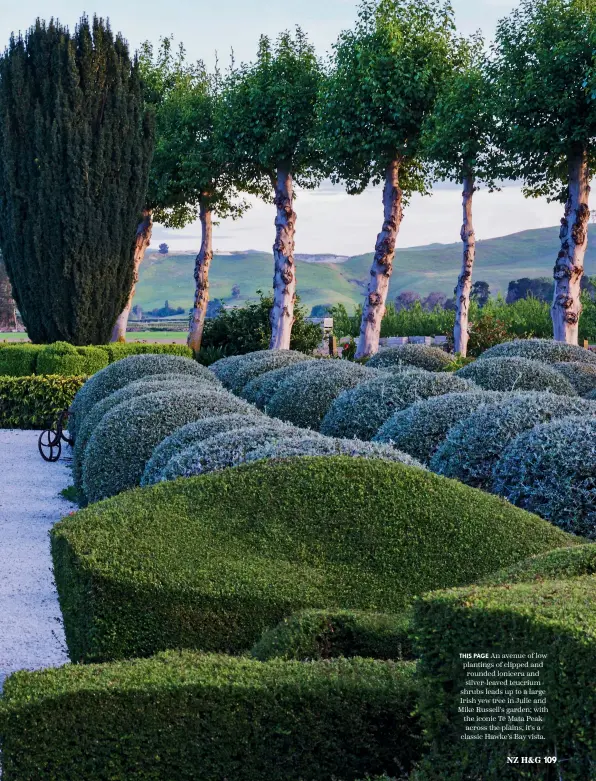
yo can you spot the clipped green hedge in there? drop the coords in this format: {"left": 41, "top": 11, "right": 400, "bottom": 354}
{"left": 36, "top": 342, "right": 109, "bottom": 376}
{"left": 0, "top": 375, "right": 86, "bottom": 429}
{"left": 105, "top": 342, "right": 193, "bottom": 362}
{"left": 51, "top": 457, "right": 576, "bottom": 663}
{"left": 482, "top": 544, "right": 596, "bottom": 585}
{"left": 0, "top": 652, "right": 422, "bottom": 781}
{"left": 0, "top": 344, "right": 43, "bottom": 376}
{"left": 250, "top": 609, "right": 415, "bottom": 662}
{"left": 412, "top": 577, "right": 596, "bottom": 780}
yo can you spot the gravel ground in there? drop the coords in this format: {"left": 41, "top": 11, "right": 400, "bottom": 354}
{"left": 0, "top": 429, "right": 72, "bottom": 690}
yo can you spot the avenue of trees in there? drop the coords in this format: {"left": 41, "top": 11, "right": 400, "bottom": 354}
{"left": 0, "top": 0, "right": 595, "bottom": 355}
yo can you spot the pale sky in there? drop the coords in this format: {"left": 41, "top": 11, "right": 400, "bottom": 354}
{"left": 0, "top": 0, "right": 566, "bottom": 254}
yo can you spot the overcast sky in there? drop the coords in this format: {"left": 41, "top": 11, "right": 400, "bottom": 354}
{"left": 0, "top": 0, "right": 566, "bottom": 254}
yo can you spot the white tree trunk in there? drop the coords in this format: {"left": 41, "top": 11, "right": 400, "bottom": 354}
{"left": 552, "top": 150, "right": 590, "bottom": 344}
{"left": 453, "top": 173, "right": 476, "bottom": 356}
{"left": 269, "top": 167, "right": 297, "bottom": 350}
{"left": 110, "top": 209, "right": 153, "bottom": 342}
{"left": 187, "top": 201, "right": 213, "bottom": 356}
{"left": 356, "top": 160, "right": 402, "bottom": 359}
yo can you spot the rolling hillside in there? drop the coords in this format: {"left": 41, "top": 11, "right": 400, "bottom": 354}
{"left": 134, "top": 226, "right": 596, "bottom": 314}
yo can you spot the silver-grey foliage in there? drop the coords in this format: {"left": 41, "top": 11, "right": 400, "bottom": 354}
{"left": 476, "top": 338, "right": 596, "bottom": 366}
{"left": 552, "top": 361, "right": 596, "bottom": 397}
{"left": 367, "top": 343, "right": 452, "bottom": 372}
{"left": 456, "top": 356, "right": 576, "bottom": 395}
{"left": 240, "top": 360, "right": 317, "bottom": 408}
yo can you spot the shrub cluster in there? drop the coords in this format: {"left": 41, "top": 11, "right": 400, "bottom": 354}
{"left": 321, "top": 372, "right": 476, "bottom": 441}
{"left": 250, "top": 609, "right": 415, "bottom": 662}
{"left": 35, "top": 341, "right": 109, "bottom": 376}
{"left": 477, "top": 337, "right": 596, "bottom": 365}
{"left": 211, "top": 349, "right": 311, "bottom": 393}
{"left": 50, "top": 457, "right": 575, "bottom": 662}
{"left": 430, "top": 392, "right": 596, "bottom": 489}
{"left": 367, "top": 344, "right": 452, "bottom": 372}
{"left": 374, "top": 391, "right": 502, "bottom": 464}
{"left": 492, "top": 415, "right": 596, "bottom": 538}
{"left": 552, "top": 360, "right": 596, "bottom": 396}
{"left": 240, "top": 360, "right": 317, "bottom": 408}
{"left": 0, "top": 343, "right": 43, "bottom": 376}
{"left": 0, "top": 374, "right": 86, "bottom": 429}
{"left": 104, "top": 342, "right": 193, "bottom": 362}
{"left": 0, "top": 652, "right": 422, "bottom": 781}
{"left": 482, "top": 544, "right": 596, "bottom": 586}
{"left": 456, "top": 356, "right": 576, "bottom": 394}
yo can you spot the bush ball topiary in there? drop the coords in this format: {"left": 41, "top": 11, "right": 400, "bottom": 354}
{"left": 552, "top": 361, "right": 596, "bottom": 397}
{"left": 267, "top": 360, "right": 382, "bottom": 430}
{"left": 373, "top": 391, "right": 502, "bottom": 464}
{"left": 82, "top": 388, "right": 255, "bottom": 502}
{"left": 455, "top": 356, "right": 576, "bottom": 395}
{"left": 321, "top": 372, "right": 477, "bottom": 441}
{"left": 492, "top": 415, "right": 596, "bottom": 538}
{"left": 367, "top": 344, "right": 452, "bottom": 372}
{"left": 481, "top": 545, "right": 596, "bottom": 586}
{"left": 240, "top": 360, "right": 317, "bottom": 408}
{"left": 430, "top": 392, "right": 596, "bottom": 489}
{"left": 476, "top": 337, "right": 596, "bottom": 365}
{"left": 225, "top": 350, "right": 312, "bottom": 394}
{"left": 70, "top": 354, "right": 218, "bottom": 439}
{"left": 141, "top": 412, "right": 265, "bottom": 486}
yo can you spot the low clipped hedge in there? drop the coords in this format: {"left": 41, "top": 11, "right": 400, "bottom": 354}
{"left": 492, "top": 416, "right": 596, "bottom": 538}
{"left": 373, "top": 391, "right": 501, "bottom": 464}
{"left": 412, "top": 577, "right": 596, "bottom": 780}
{"left": 321, "top": 372, "right": 476, "bottom": 441}
{"left": 0, "top": 343, "right": 43, "bottom": 376}
{"left": 250, "top": 609, "right": 415, "bottom": 662}
{"left": 430, "top": 392, "right": 596, "bottom": 489}
{"left": 552, "top": 360, "right": 596, "bottom": 396}
{"left": 104, "top": 342, "right": 193, "bottom": 362}
{"left": 267, "top": 361, "right": 383, "bottom": 430}
{"left": 482, "top": 544, "right": 596, "bottom": 585}
{"left": 82, "top": 388, "right": 254, "bottom": 502}
{"left": 456, "top": 356, "right": 576, "bottom": 395}
{"left": 51, "top": 457, "right": 576, "bottom": 662}
{"left": 0, "top": 375, "right": 86, "bottom": 429}
{"left": 367, "top": 344, "right": 452, "bottom": 372}
{"left": 141, "top": 412, "right": 264, "bottom": 486}
{"left": 240, "top": 360, "right": 316, "bottom": 408}
{"left": 0, "top": 652, "right": 422, "bottom": 781}
{"left": 36, "top": 342, "right": 109, "bottom": 376}
{"left": 477, "top": 337, "right": 596, "bottom": 366}
{"left": 217, "top": 349, "right": 312, "bottom": 394}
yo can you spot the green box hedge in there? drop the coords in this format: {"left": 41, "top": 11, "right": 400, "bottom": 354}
{"left": 0, "top": 375, "right": 86, "bottom": 429}
{"left": 411, "top": 577, "right": 596, "bottom": 780}
{"left": 105, "top": 342, "right": 193, "bottom": 362}
{"left": 0, "top": 344, "right": 43, "bottom": 376}
{"left": 0, "top": 652, "right": 421, "bottom": 781}
{"left": 36, "top": 342, "right": 109, "bottom": 376}
{"left": 51, "top": 457, "right": 577, "bottom": 663}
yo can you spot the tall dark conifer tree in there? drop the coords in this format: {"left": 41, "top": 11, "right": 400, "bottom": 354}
{"left": 0, "top": 15, "right": 154, "bottom": 344}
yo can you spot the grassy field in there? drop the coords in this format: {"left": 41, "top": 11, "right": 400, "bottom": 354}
{"left": 0, "top": 331, "right": 188, "bottom": 344}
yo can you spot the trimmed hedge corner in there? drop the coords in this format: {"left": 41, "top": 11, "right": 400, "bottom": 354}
{"left": 456, "top": 356, "right": 576, "bottom": 395}
{"left": 36, "top": 341, "right": 109, "bottom": 376}
{"left": 51, "top": 457, "right": 576, "bottom": 662}
{"left": 481, "top": 544, "right": 596, "bottom": 585}
{"left": 0, "top": 343, "right": 43, "bottom": 376}
{"left": 250, "top": 609, "right": 415, "bottom": 662}
{"left": 0, "top": 375, "right": 86, "bottom": 429}
{"left": 0, "top": 652, "right": 422, "bottom": 781}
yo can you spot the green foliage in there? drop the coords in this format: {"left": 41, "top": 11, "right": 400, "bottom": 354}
{"left": 0, "top": 652, "right": 422, "bottom": 781}
{"left": 50, "top": 457, "right": 575, "bottom": 662}
{"left": 456, "top": 356, "right": 577, "bottom": 394}
{"left": 367, "top": 344, "right": 452, "bottom": 372}
{"left": 482, "top": 544, "right": 596, "bottom": 586}
{"left": 0, "top": 344, "right": 43, "bottom": 376}
{"left": 412, "top": 577, "right": 596, "bottom": 779}
{"left": 240, "top": 360, "right": 317, "bottom": 408}
{"left": 105, "top": 343, "right": 193, "bottom": 362}
{"left": 202, "top": 293, "right": 322, "bottom": 356}
{"left": 36, "top": 342, "right": 109, "bottom": 376}
{"left": 464, "top": 312, "right": 516, "bottom": 357}
{"left": 493, "top": 415, "right": 596, "bottom": 538}
{"left": 477, "top": 337, "right": 596, "bottom": 365}
{"left": 321, "top": 371, "right": 476, "bottom": 441}
{"left": 250, "top": 609, "right": 415, "bottom": 662}
{"left": 330, "top": 301, "right": 456, "bottom": 339}
{"left": 0, "top": 375, "right": 86, "bottom": 429}
{"left": 0, "top": 16, "right": 153, "bottom": 344}
{"left": 552, "top": 360, "right": 596, "bottom": 396}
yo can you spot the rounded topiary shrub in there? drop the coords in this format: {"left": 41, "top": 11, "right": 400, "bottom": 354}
{"left": 240, "top": 360, "right": 317, "bottom": 408}
{"left": 476, "top": 338, "right": 596, "bottom": 365}
{"left": 51, "top": 457, "right": 577, "bottom": 661}
{"left": 159, "top": 422, "right": 302, "bottom": 482}
{"left": 225, "top": 350, "right": 312, "bottom": 395}
{"left": 321, "top": 372, "right": 476, "bottom": 441}
{"left": 455, "top": 356, "right": 576, "bottom": 395}
{"left": 374, "top": 391, "right": 502, "bottom": 464}
{"left": 492, "top": 415, "right": 596, "bottom": 538}
{"left": 367, "top": 344, "right": 452, "bottom": 372}
{"left": 70, "top": 354, "right": 218, "bottom": 439}
{"left": 552, "top": 361, "right": 596, "bottom": 397}
{"left": 430, "top": 392, "right": 596, "bottom": 489}
{"left": 250, "top": 609, "right": 415, "bottom": 662}
{"left": 267, "top": 360, "right": 381, "bottom": 430}
{"left": 36, "top": 342, "right": 109, "bottom": 376}
{"left": 72, "top": 375, "right": 214, "bottom": 489}
{"left": 82, "top": 388, "right": 255, "bottom": 502}
{"left": 482, "top": 545, "right": 596, "bottom": 586}
{"left": 141, "top": 412, "right": 264, "bottom": 486}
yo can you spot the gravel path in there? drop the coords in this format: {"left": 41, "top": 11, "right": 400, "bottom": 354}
{"left": 0, "top": 429, "right": 72, "bottom": 689}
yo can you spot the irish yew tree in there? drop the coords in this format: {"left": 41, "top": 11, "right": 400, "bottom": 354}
{"left": 219, "top": 30, "right": 323, "bottom": 349}
{"left": 491, "top": 0, "right": 596, "bottom": 344}
{"left": 0, "top": 16, "right": 153, "bottom": 344}
{"left": 421, "top": 38, "right": 498, "bottom": 356}
{"left": 318, "top": 0, "right": 459, "bottom": 358}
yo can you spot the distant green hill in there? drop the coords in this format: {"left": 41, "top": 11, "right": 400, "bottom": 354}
{"left": 134, "top": 226, "right": 596, "bottom": 314}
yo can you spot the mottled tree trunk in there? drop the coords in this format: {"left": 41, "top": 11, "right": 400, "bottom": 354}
{"left": 453, "top": 173, "right": 476, "bottom": 356}
{"left": 553, "top": 150, "right": 590, "bottom": 344}
{"left": 269, "top": 166, "right": 297, "bottom": 350}
{"left": 110, "top": 209, "right": 153, "bottom": 342}
{"left": 356, "top": 160, "right": 402, "bottom": 359}
{"left": 187, "top": 200, "right": 213, "bottom": 356}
